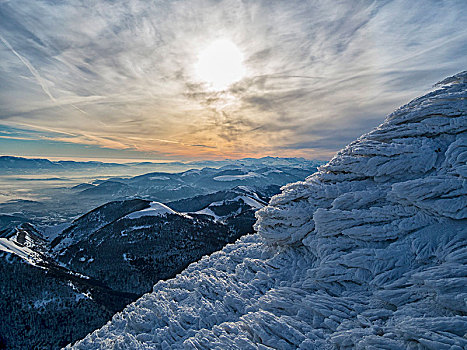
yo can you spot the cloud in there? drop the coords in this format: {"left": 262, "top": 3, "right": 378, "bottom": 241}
{"left": 0, "top": 0, "right": 466, "bottom": 160}
{"left": 0, "top": 33, "right": 56, "bottom": 103}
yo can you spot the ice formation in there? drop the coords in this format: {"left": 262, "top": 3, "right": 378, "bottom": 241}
{"left": 71, "top": 72, "right": 467, "bottom": 349}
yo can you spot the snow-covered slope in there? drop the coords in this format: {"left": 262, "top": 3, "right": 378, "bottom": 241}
{"left": 0, "top": 223, "right": 48, "bottom": 266}
{"left": 187, "top": 188, "right": 267, "bottom": 221}
{"left": 71, "top": 72, "right": 467, "bottom": 349}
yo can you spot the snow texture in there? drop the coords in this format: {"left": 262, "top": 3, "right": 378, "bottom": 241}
{"left": 71, "top": 71, "right": 467, "bottom": 349}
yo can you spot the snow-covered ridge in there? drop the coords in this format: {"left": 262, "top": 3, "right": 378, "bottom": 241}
{"left": 189, "top": 193, "right": 267, "bottom": 221}
{"left": 0, "top": 225, "right": 47, "bottom": 266}
{"left": 71, "top": 71, "right": 467, "bottom": 349}
{"left": 124, "top": 202, "right": 179, "bottom": 219}
{"left": 213, "top": 172, "right": 262, "bottom": 181}
{"left": 0, "top": 238, "right": 41, "bottom": 266}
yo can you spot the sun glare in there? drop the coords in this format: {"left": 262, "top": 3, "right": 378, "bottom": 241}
{"left": 195, "top": 39, "right": 245, "bottom": 90}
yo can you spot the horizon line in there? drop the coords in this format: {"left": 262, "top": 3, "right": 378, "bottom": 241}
{"left": 0, "top": 154, "right": 329, "bottom": 164}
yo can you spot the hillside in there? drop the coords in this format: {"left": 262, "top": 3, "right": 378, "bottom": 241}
{"left": 0, "top": 224, "right": 136, "bottom": 349}
{"left": 71, "top": 71, "right": 467, "bottom": 349}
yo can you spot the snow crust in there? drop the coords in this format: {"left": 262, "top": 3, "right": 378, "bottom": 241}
{"left": 71, "top": 72, "right": 467, "bottom": 349}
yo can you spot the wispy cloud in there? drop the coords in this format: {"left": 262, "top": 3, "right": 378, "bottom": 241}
{"left": 0, "top": 33, "right": 56, "bottom": 102}
{"left": 0, "top": 0, "right": 466, "bottom": 160}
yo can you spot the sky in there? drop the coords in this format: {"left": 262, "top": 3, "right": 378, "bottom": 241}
{"left": 0, "top": 0, "right": 466, "bottom": 162}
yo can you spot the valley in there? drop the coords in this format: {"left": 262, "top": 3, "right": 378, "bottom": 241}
{"left": 0, "top": 157, "right": 321, "bottom": 349}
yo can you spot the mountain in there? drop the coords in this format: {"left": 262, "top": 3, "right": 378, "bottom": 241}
{"left": 168, "top": 185, "right": 270, "bottom": 223}
{"left": 168, "top": 185, "right": 269, "bottom": 211}
{"left": 0, "top": 157, "right": 323, "bottom": 226}
{"left": 0, "top": 156, "right": 322, "bottom": 173}
{"left": 70, "top": 72, "right": 467, "bottom": 349}
{"left": 0, "top": 185, "right": 273, "bottom": 348}
{"left": 0, "top": 156, "right": 127, "bottom": 171}
{"left": 75, "top": 163, "right": 318, "bottom": 204}
{"left": 50, "top": 199, "right": 150, "bottom": 251}
{"left": 52, "top": 188, "right": 269, "bottom": 295}
{"left": 129, "top": 157, "right": 318, "bottom": 170}
{"left": 0, "top": 214, "right": 28, "bottom": 230}
{"left": 0, "top": 223, "right": 137, "bottom": 349}
{"left": 0, "top": 252, "right": 115, "bottom": 349}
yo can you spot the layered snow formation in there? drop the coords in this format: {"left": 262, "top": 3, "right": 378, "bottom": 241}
{"left": 71, "top": 72, "right": 467, "bottom": 349}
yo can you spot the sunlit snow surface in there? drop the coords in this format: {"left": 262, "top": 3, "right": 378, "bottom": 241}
{"left": 213, "top": 172, "right": 262, "bottom": 181}
{"left": 70, "top": 72, "right": 467, "bottom": 349}
{"left": 124, "top": 202, "right": 178, "bottom": 219}
{"left": 0, "top": 237, "right": 41, "bottom": 266}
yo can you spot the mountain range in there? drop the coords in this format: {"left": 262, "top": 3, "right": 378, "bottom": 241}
{"left": 0, "top": 155, "right": 319, "bottom": 173}
{"left": 0, "top": 162, "right": 317, "bottom": 349}
{"left": 0, "top": 159, "right": 322, "bottom": 227}
{"left": 0, "top": 156, "right": 127, "bottom": 171}
{"left": 69, "top": 72, "right": 467, "bottom": 349}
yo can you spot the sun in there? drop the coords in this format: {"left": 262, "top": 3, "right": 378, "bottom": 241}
{"left": 195, "top": 39, "right": 246, "bottom": 90}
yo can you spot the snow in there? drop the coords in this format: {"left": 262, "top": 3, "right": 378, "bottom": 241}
{"left": 238, "top": 195, "right": 266, "bottom": 209}
{"left": 39, "top": 222, "right": 71, "bottom": 241}
{"left": 33, "top": 298, "right": 57, "bottom": 308}
{"left": 192, "top": 207, "right": 223, "bottom": 221}
{"left": 149, "top": 176, "right": 170, "bottom": 180}
{"left": 121, "top": 225, "right": 152, "bottom": 236}
{"left": 189, "top": 195, "right": 266, "bottom": 220}
{"left": 75, "top": 292, "right": 91, "bottom": 302}
{"left": 262, "top": 169, "right": 283, "bottom": 175}
{"left": 181, "top": 169, "right": 201, "bottom": 177}
{"left": 56, "top": 237, "right": 75, "bottom": 254}
{"left": 237, "top": 186, "right": 265, "bottom": 202}
{"left": 213, "top": 172, "right": 262, "bottom": 181}
{"left": 0, "top": 237, "right": 42, "bottom": 266}
{"left": 70, "top": 71, "right": 467, "bottom": 349}
{"left": 124, "top": 202, "right": 177, "bottom": 219}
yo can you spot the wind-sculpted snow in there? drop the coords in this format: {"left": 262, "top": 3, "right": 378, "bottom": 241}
{"left": 71, "top": 72, "right": 467, "bottom": 349}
